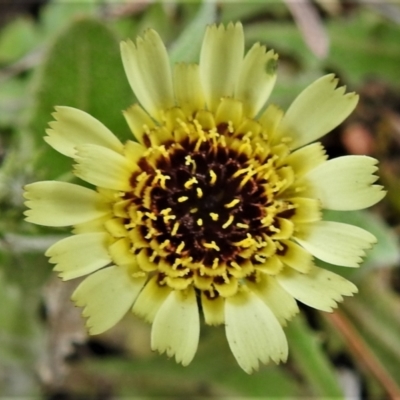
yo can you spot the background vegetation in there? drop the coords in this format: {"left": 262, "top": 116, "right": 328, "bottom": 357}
{"left": 1, "top": 0, "right": 400, "bottom": 398}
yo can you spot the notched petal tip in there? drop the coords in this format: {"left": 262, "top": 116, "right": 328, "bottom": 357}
{"left": 276, "top": 74, "right": 359, "bottom": 149}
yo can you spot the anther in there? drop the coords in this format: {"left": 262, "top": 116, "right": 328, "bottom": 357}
{"left": 236, "top": 222, "right": 249, "bottom": 229}
{"left": 144, "top": 212, "right": 157, "bottom": 221}
{"left": 190, "top": 208, "right": 198, "bottom": 213}
{"left": 230, "top": 261, "right": 241, "bottom": 270}
{"left": 224, "top": 198, "right": 240, "bottom": 208}
{"left": 149, "top": 251, "right": 157, "bottom": 262}
{"left": 176, "top": 241, "right": 185, "bottom": 254}
{"left": 184, "top": 177, "right": 198, "bottom": 189}
{"left": 171, "top": 222, "right": 180, "bottom": 236}
{"left": 160, "top": 239, "right": 170, "bottom": 249}
{"left": 209, "top": 170, "right": 217, "bottom": 185}
{"left": 254, "top": 255, "right": 266, "bottom": 263}
{"left": 212, "top": 258, "right": 219, "bottom": 269}
{"left": 209, "top": 213, "right": 219, "bottom": 221}
{"left": 178, "top": 196, "right": 189, "bottom": 202}
{"left": 196, "top": 187, "right": 203, "bottom": 198}
{"left": 222, "top": 215, "right": 234, "bottom": 229}
{"left": 197, "top": 218, "right": 203, "bottom": 226}
{"left": 203, "top": 241, "right": 220, "bottom": 251}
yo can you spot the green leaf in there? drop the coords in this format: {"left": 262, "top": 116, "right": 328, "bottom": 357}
{"left": 286, "top": 314, "right": 344, "bottom": 398}
{"left": 327, "top": 10, "right": 400, "bottom": 84}
{"left": 0, "top": 17, "right": 40, "bottom": 64}
{"left": 169, "top": 1, "right": 217, "bottom": 64}
{"left": 27, "top": 18, "right": 134, "bottom": 180}
{"left": 85, "top": 324, "right": 301, "bottom": 397}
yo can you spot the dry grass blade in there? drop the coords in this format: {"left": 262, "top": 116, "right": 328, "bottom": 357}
{"left": 324, "top": 310, "right": 400, "bottom": 400}
{"left": 283, "top": 0, "right": 329, "bottom": 58}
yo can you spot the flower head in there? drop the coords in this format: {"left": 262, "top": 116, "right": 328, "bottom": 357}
{"left": 24, "top": 22, "right": 385, "bottom": 373}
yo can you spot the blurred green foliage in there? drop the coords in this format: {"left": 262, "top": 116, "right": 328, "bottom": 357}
{"left": 1, "top": 0, "right": 400, "bottom": 398}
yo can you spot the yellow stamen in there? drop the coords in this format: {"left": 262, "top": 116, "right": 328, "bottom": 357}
{"left": 178, "top": 196, "right": 189, "bottom": 202}
{"left": 136, "top": 171, "right": 147, "bottom": 182}
{"left": 185, "top": 155, "right": 197, "bottom": 172}
{"left": 209, "top": 213, "right": 219, "bottom": 221}
{"left": 184, "top": 177, "right": 198, "bottom": 189}
{"left": 222, "top": 215, "right": 234, "bottom": 229}
{"left": 160, "top": 208, "right": 172, "bottom": 216}
{"left": 190, "top": 208, "right": 198, "bottom": 213}
{"left": 153, "top": 169, "right": 171, "bottom": 189}
{"left": 209, "top": 170, "right": 217, "bottom": 185}
{"left": 196, "top": 187, "right": 203, "bottom": 198}
{"left": 224, "top": 198, "right": 240, "bottom": 208}
{"left": 203, "top": 241, "right": 220, "bottom": 251}
{"left": 149, "top": 251, "right": 157, "bottom": 262}
{"left": 232, "top": 166, "right": 251, "bottom": 179}
{"left": 197, "top": 218, "right": 203, "bottom": 226}
{"left": 171, "top": 222, "right": 180, "bottom": 236}
{"left": 176, "top": 241, "right": 185, "bottom": 254}
{"left": 212, "top": 258, "right": 219, "bottom": 269}
{"left": 160, "top": 239, "right": 170, "bottom": 249}
{"left": 236, "top": 222, "right": 249, "bottom": 229}
{"left": 230, "top": 261, "right": 241, "bottom": 270}
{"left": 145, "top": 227, "right": 157, "bottom": 239}
{"left": 145, "top": 212, "right": 157, "bottom": 221}
{"left": 233, "top": 234, "right": 256, "bottom": 248}
{"left": 254, "top": 255, "right": 266, "bottom": 263}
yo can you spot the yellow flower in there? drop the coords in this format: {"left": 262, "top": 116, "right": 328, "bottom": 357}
{"left": 24, "top": 23, "right": 385, "bottom": 373}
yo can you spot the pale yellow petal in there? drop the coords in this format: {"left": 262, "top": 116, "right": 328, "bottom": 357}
{"left": 74, "top": 144, "right": 134, "bottom": 191}
{"left": 287, "top": 197, "right": 322, "bottom": 224}
{"left": 72, "top": 214, "right": 111, "bottom": 234}
{"left": 108, "top": 237, "right": 138, "bottom": 267}
{"left": 174, "top": 63, "right": 205, "bottom": 115}
{"left": 248, "top": 275, "right": 299, "bottom": 326}
{"left": 277, "top": 266, "right": 357, "bottom": 312}
{"left": 258, "top": 104, "right": 283, "bottom": 139}
{"left": 225, "top": 290, "right": 288, "bottom": 374}
{"left": 294, "top": 220, "right": 377, "bottom": 267}
{"left": 123, "top": 104, "right": 155, "bottom": 145}
{"left": 274, "top": 74, "right": 359, "bottom": 150}
{"left": 24, "top": 182, "right": 110, "bottom": 227}
{"left": 151, "top": 288, "right": 199, "bottom": 366}
{"left": 72, "top": 265, "right": 146, "bottom": 335}
{"left": 215, "top": 97, "right": 243, "bottom": 128}
{"left": 46, "top": 232, "right": 113, "bottom": 280}
{"left": 284, "top": 142, "right": 327, "bottom": 177}
{"left": 120, "top": 30, "right": 174, "bottom": 120}
{"left": 235, "top": 43, "right": 278, "bottom": 117}
{"left": 277, "top": 239, "right": 314, "bottom": 273}
{"left": 132, "top": 275, "right": 171, "bottom": 323}
{"left": 201, "top": 293, "right": 225, "bottom": 325}
{"left": 44, "top": 106, "right": 123, "bottom": 158}
{"left": 303, "top": 156, "right": 386, "bottom": 210}
{"left": 200, "top": 22, "right": 244, "bottom": 111}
